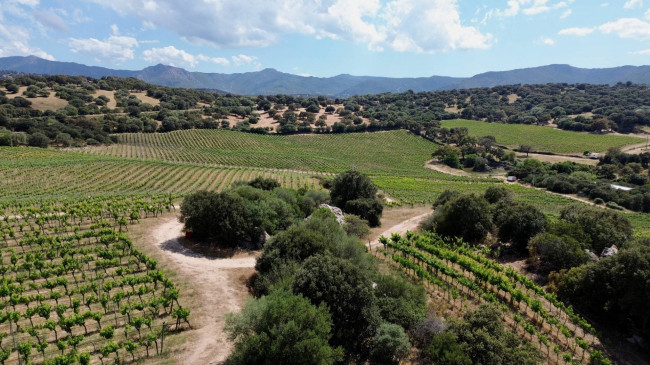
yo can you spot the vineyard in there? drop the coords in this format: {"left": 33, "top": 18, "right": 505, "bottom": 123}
{"left": 0, "top": 147, "right": 324, "bottom": 204}
{"left": 82, "top": 130, "right": 437, "bottom": 176}
{"left": 0, "top": 196, "right": 190, "bottom": 364}
{"left": 440, "top": 119, "right": 643, "bottom": 154}
{"left": 380, "top": 232, "right": 611, "bottom": 365}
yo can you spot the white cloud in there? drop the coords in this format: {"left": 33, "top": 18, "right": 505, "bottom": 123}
{"left": 624, "top": 0, "right": 643, "bottom": 9}
{"left": 599, "top": 18, "right": 650, "bottom": 40}
{"left": 88, "top": 0, "right": 492, "bottom": 53}
{"left": 33, "top": 10, "right": 69, "bottom": 32}
{"left": 143, "top": 46, "right": 198, "bottom": 67}
{"left": 197, "top": 55, "right": 230, "bottom": 66}
{"left": 0, "top": 10, "right": 54, "bottom": 60}
{"left": 232, "top": 54, "right": 256, "bottom": 66}
{"left": 541, "top": 37, "right": 555, "bottom": 45}
{"left": 69, "top": 34, "right": 139, "bottom": 62}
{"left": 143, "top": 46, "right": 231, "bottom": 68}
{"left": 560, "top": 9, "right": 572, "bottom": 18}
{"left": 645, "top": 9, "right": 650, "bottom": 19}
{"left": 558, "top": 27, "right": 595, "bottom": 36}
{"left": 631, "top": 49, "right": 650, "bottom": 54}
{"left": 489, "top": 0, "right": 569, "bottom": 17}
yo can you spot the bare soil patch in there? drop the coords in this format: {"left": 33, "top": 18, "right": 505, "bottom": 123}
{"left": 367, "top": 206, "right": 433, "bottom": 248}
{"left": 134, "top": 214, "right": 256, "bottom": 364}
{"left": 507, "top": 93, "right": 520, "bottom": 103}
{"left": 131, "top": 91, "right": 161, "bottom": 106}
{"left": 94, "top": 89, "right": 117, "bottom": 109}
{"left": 3, "top": 87, "right": 68, "bottom": 111}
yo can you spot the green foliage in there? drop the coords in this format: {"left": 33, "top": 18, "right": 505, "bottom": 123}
{"left": 443, "top": 305, "right": 543, "bottom": 365}
{"left": 558, "top": 246, "right": 650, "bottom": 334}
{"left": 430, "top": 193, "right": 494, "bottom": 243}
{"left": 560, "top": 205, "right": 632, "bottom": 253}
{"left": 179, "top": 190, "right": 249, "bottom": 245}
{"left": 330, "top": 170, "right": 378, "bottom": 208}
{"left": 343, "top": 215, "right": 370, "bottom": 238}
{"left": 428, "top": 332, "right": 471, "bottom": 365}
{"left": 345, "top": 197, "right": 383, "bottom": 227}
{"left": 440, "top": 119, "right": 642, "bottom": 154}
{"left": 493, "top": 201, "right": 548, "bottom": 250}
{"left": 369, "top": 323, "right": 411, "bottom": 365}
{"left": 248, "top": 177, "right": 281, "bottom": 191}
{"left": 373, "top": 274, "right": 426, "bottom": 331}
{"left": 484, "top": 185, "right": 512, "bottom": 204}
{"left": 528, "top": 233, "right": 590, "bottom": 273}
{"left": 224, "top": 289, "right": 343, "bottom": 365}
{"left": 293, "top": 254, "right": 381, "bottom": 360}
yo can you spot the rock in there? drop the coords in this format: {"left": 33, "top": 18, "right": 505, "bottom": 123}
{"left": 318, "top": 204, "right": 345, "bottom": 226}
{"left": 600, "top": 245, "right": 619, "bottom": 258}
{"left": 585, "top": 249, "right": 599, "bottom": 262}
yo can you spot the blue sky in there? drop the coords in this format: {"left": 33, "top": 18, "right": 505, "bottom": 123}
{"left": 1, "top": 0, "right": 649, "bottom": 77}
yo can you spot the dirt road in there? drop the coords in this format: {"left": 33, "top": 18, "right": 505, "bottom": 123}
{"left": 148, "top": 216, "right": 256, "bottom": 365}
{"left": 369, "top": 211, "right": 431, "bottom": 250}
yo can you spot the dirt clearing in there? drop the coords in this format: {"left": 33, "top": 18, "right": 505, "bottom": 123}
{"left": 138, "top": 215, "right": 256, "bottom": 364}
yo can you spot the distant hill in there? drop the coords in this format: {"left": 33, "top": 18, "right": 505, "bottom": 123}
{"left": 1, "top": 56, "right": 649, "bottom": 96}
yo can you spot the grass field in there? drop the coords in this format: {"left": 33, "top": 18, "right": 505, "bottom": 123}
{"left": 441, "top": 119, "right": 643, "bottom": 154}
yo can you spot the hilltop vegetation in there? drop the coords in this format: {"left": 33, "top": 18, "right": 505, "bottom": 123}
{"left": 1, "top": 73, "right": 650, "bottom": 150}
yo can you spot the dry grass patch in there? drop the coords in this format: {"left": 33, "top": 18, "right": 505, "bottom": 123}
{"left": 131, "top": 91, "right": 161, "bottom": 106}
{"left": 94, "top": 89, "right": 117, "bottom": 109}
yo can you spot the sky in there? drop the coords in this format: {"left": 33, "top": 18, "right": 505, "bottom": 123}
{"left": 0, "top": 0, "right": 649, "bottom": 78}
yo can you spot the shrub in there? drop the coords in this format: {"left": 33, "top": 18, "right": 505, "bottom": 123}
{"left": 369, "top": 323, "right": 411, "bottom": 365}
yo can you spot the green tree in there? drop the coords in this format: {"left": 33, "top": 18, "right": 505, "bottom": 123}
{"left": 560, "top": 205, "right": 632, "bottom": 253}
{"left": 493, "top": 201, "right": 547, "bottom": 251}
{"left": 484, "top": 185, "right": 512, "bottom": 204}
{"left": 373, "top": 274, "right": 426, "bottom": 331}
{"left": 28, "top": 132, "right": 50, "bottom": 148}
{"left": 179, "top": 190, "right": 249, "bottom": 246}
{"left": 431, "top": 193, "right": 494, "bottom": 243}
{"left": 224, "top": 289, "right": 343, "bottom": 365}
{"left": 330, "top": 170, "right": 377, "bottom": 208}
{"left": 343, "top": 215, "right": 370, "bottom": 238}
{"left": 293, "top": 254, "right": 381, "bottom": 360}
{"left": 528, "top": 233, "right": 589, "bottom": 273}
{"left": 369, "top": 323, "right": 411, "bottom": 365}
{"left": 345, "top": 198, "right": 383, "bottom": 227}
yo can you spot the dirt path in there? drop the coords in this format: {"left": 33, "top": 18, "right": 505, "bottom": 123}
{"left": 369, "top": 211, "right": 431, "bottom": 249}
{"left": 147, "top": 216, "right": 256, "bottom": 364}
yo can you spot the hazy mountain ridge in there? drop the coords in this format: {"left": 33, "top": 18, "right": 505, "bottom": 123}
{"left": 1, "top": 56, "right": 648, "bottom": 96}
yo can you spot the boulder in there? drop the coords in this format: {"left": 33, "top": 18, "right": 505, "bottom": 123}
{"left": 600, "top": 245, "right": 618, "bottom": 258}
{"left": 318, "top": 204, "right": 345, "bottom": 226}
{"left": 585, "top": 249, "right": 599, "bottom": 262}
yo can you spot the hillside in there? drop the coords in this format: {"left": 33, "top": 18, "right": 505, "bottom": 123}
{"left": 1, "top": 56, "right": 649, "bottom": 96}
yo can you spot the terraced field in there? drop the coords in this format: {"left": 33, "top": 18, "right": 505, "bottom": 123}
{"left": 440, "top": 119, "right": 643, "bottom": 154}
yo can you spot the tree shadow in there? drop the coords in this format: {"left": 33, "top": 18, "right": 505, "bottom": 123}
{"left": 159, "top": 236, "right": 244, "bottom": 259}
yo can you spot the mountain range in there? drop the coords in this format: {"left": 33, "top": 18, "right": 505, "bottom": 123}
{"left": 1, "top": 55, "right": 649, "bottom": 97}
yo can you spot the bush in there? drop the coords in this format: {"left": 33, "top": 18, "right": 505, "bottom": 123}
{"left": 528, "top": 233, "right": 590, "bottom": 273}
{"left": 224, "top": 289, "right": 343, "bottom": 365}
{"left": 345, "top": 198, "right": 383, "bottom": 227}
{"left": 493, "top": 201, "right": 548, "bottom": 251}
{"left": 431, "top": 193, "right": 494, "bottom": 243}
{"left": 484, "top": 186, "right": 512, "bottom": 204}
{"left": 373, "top": 274, "right": 426, "bottom": 331}
{"left": 293, "top": 254, "right": 381, "bottom": 361}
{"left": 179, "top": 191, "right": 249, "bottom": 246}
{"left": 343, "top": 215, "right": 370, "bottom": 238}
{"left": 443, "top": 151, "right": 461, "bottom": 169}
{"left": 330, "top": 170, "right": 377, "bottom": 208}
{"left": 28, "top": 132, "right": 50, "bottom": 148}
{"left": 369, "top": 323, "right": 411, "bottom": 365}
{"left": 248, "top": 177, "right": 280, "bottom": 190}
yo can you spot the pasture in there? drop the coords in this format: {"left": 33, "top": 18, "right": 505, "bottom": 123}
{"left": 440, "top": 119, "right": 643, "bottom": 154}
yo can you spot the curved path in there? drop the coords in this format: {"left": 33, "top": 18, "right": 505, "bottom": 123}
{"left": 148, "top": 216, "right": 256, "bottom": 365}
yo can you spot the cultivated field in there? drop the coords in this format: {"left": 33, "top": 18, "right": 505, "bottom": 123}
{"left": 441, "top": 119, "right": 643, "bottom": 154}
